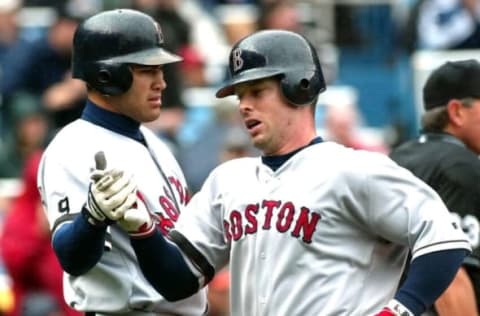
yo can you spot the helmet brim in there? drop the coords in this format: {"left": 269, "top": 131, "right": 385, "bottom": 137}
{"left": 107, "top": 47, "right": 182, "bottom": 65}
{"left": 216, "top": 68, "right": 284, "bottom": 98}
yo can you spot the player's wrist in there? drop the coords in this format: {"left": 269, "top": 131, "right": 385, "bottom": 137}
{"left": 375, "top": 299, "right": 414, "bottom": 316}
{"left": 86, "top": 186, "right": 112, "bottom": 223}
{"left": 81, "top": 205, "right": 111, "bottom": 228}
{"left": 124, "top": 220, "right": 156, "bottom": 239}
{"left": 118, "top": 203, "right": 156, "bottom": 239}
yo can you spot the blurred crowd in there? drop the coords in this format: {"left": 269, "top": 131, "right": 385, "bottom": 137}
{"left": 0, "top": 0, "right": 479, "bottom": 315}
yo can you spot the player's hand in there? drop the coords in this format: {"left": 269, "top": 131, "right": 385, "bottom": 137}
{"left": 117, "top": 193, "right": 156, "bottom": 238}
{"left": 85, "top": 152, "right": 137, "bottom": 225}
{"left": 375, "top": 300, "right": 413, "bottom": 316}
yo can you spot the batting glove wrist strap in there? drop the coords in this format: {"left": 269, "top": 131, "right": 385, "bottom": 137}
{"left": 375, "top": 299, "right": 414, "bottom": 316}
{"left": 118, "top": 193, "right": 156, "bottom": 239}
{"left": 86, "top": 184, "right": 115, "bottom": 225}
{"left": 81, "top": 205, "right": 109, "bottom": 228}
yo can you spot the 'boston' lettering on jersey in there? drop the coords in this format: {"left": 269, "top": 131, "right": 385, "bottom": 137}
{"left": 168, "top": 176, "right": 190, "bottom": 205}
{"left": 223, "top": 199, "right": 321, "bottom": 243}
{"left": 152, "top": 176, "right": 190, "bottom": 235}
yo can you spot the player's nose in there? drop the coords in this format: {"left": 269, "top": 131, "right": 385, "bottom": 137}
{"left": 153, "top": 73, "right": 167, "bottom": 91}
{"left": 238, "top": 97, "right": 254, "bottom": 115}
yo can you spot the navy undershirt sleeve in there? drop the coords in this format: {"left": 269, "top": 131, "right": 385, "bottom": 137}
{"left": 52, "top": 213, "right": 107, "bottom": 276}
{"left": 395, "top": 249, "right": 467, "bottom": 315}
{"left": 131, "top": 231, "right": 199, "bottom": 301}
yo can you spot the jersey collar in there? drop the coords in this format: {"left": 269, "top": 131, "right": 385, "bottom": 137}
{"left": 419, "top": 132, "right": 466, "bottom": 148}
{"left": 262, "top": 136, "right": 323, "bottom": 171}
{"left": 81, "top": 99, "right": 145, "bottom": 144}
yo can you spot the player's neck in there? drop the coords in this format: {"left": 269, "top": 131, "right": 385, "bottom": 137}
{"left": 264, "top": 130, "right": 317, "bottom": 156}
{"left": 87, "top": 93, "right": 119, "bottom": 114}
{"left": 281, "top": 120, "right": 317, "bottom": 154}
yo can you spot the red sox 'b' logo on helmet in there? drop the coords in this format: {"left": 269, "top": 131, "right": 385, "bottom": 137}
{"left": 232, "top": 48, "right": 244, "bottom": 72}
{"left": 154, "top": 22, "right": 164, "bottom": 44}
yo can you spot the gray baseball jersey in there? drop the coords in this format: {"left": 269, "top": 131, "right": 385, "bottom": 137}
{"left": 173, "top": 141, "right": 470, "bottom": 316}
{"left": 38, "top": 119, "right": 207, "bottom": 315}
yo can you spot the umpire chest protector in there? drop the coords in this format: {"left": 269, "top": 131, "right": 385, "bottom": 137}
{"left": 72, "top": 9, "right": 181, "bottom": 96}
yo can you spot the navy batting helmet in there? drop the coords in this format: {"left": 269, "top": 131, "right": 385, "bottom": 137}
{"left": 72, "top": 9, "right": 181, "bottom": 96}
{"left": 216, "top": 30, "right": 326, "bottom": 106}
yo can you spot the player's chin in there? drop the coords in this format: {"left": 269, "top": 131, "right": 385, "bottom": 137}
{"left": 251, "top": 135, "right": 266, "bottom": 150}
{"left": 141, "top": 110, "right": 161, "bottom": 123}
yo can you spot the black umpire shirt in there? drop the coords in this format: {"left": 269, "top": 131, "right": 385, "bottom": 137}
{"left": 390, "top": 132, "right": 480, "bottom": 308}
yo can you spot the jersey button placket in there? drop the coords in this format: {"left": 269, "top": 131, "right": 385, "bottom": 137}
{"left": 258, "top": 249, "right": 268, "bottom": 313}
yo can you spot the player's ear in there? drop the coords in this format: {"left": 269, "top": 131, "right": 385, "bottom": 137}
{"left": 446, "top": 99, "right": 465, "bottom": 127}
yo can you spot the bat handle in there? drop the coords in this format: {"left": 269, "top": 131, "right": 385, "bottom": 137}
{"left": 95, "top": 151, "right": 107, "bottom": 170}
{"left": 91, "top": 151, "right": 107, "bottom": 182}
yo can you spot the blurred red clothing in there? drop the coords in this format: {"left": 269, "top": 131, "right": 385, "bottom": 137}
{"left": 0, "top": 150, "right": 80, "bottom": 316}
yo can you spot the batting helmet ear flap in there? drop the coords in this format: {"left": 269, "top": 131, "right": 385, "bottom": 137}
{"left": 83, "top": 62, "right": 133, "bottom": 96}
{"left": 280, "top": 69, "right": 326, "bottom": 106}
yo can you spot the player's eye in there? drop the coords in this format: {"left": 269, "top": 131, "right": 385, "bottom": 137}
{"left": 141, "top": 68, "right": 157, "bottom": 74}
{"left": 251, "top": 88, "right": 264, "bottom": 97}
{"left": 131, "top": 65, "right": 162, "bottom": 74}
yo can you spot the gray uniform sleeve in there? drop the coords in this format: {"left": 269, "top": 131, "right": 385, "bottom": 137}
{"left": 348, "top": 152, "right": 471, "bottom": 259}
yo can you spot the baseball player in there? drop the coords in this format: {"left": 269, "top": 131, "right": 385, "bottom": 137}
{"left": 37, "top": 9, "right": 207, "bottom": 315}
{"left": 99, "top": 30, "right": 471, "bottom": 316}
{"left": 390, "top": 59, "right": 480, "bottom": 315}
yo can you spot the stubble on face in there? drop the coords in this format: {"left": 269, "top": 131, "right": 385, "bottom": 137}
{"left": 122, "top": 67, "right": 165, "bottom": 123}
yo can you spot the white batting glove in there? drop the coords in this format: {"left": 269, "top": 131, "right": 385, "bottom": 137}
{"left": 84, "top": 151, "right": 137, "bottom": 226}
{"left": 87, "top": 169, "right": 137, "bottom": 222}
{"left": 118, "top": 193, "right": 156, "bottom": 238}
{"left": 374, "top": 299, "right": 414, "bottom": 316}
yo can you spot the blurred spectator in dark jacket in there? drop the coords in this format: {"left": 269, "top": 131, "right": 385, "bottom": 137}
{"left": 0, "top": 151, "right": 81, "bottom": 316}
{"left": 199, "top": 0, "right": 259, "bottom": 12}
{"left": 0, "top": 0, "right": 21, "bottom": 64}
{"left": 0, "top": 6, "right": 86, "bottom": 133}
{"left": 0, "top": 93, "right": 48, "bottom": 178}
{"left": 406, "top": 0, "right": 480, "bottom": 51}
{"left": 23, "top": 0, "right": 63, "bottom": 5}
